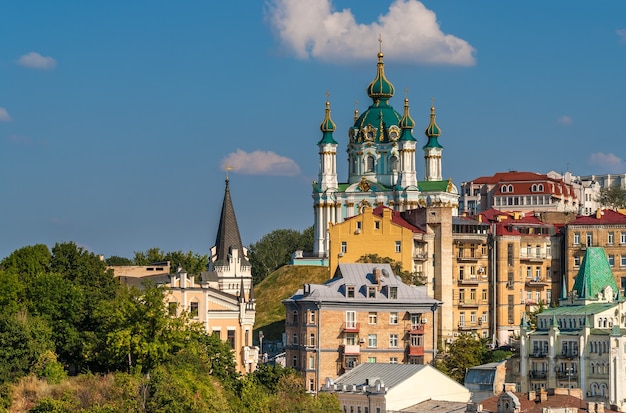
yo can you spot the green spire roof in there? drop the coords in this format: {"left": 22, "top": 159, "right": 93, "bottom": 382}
{"left": 399, "top": 97, "right": 416, "bottom": 142}
{"left": 572, "top": 247, "right": 618, "bottom": 300}
{"left": 366, "top": 52, "right": 395, "bottom": 101}
{"left": 318, "top": 100, "right": 338, "bottom": 145}
{"left": 423, "top": 104, "right": 443, "bottom": 149}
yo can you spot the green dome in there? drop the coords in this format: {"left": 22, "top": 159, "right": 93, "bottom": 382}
{"left": 351, "top": 52, "right": 401, "bottom": 144}
{"left": 399, "top": 97, "right": 416, "bottom": 142}
{"left": 318, "top": 100, "right": 338, "bottom": 145}
{"left": 366, "top": 52, "right": 395, "bottom": 100}
{"left": 423, "top": 105, "right": 443, "bottom": 149}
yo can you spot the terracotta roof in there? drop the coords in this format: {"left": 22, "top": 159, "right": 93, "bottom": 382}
{"left": 569, "top": 209, "right": 626, "bottom": 225}
{"left": 479, "top": 391, "right": 615, "bottom": 412}
{"left": 372, "top": 205, "right": 425, "bottom": 233}
{"left": 470, "top": 171, "right": 552, "bottom": 184}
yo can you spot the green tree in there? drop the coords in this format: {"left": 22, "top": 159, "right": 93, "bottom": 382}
{"left": 248, "top": 227, "right": 313, "bottom": 284}
{"left": 356, "top": 254, "right": 425, "bottom": 285}
{"left": 436, "top": 333, "right": 484, "bottom": 383}
{"left": 105, "top": 256, "right": 134, "bottom": 266}
{"left": 596, "top": 185, "right": 626, "bottom": 209}
{"left": 0, "top": 244, "right": 51, "bottom": 279}
{"left": 133, "top": 248, "right": 209, "bottom": 276}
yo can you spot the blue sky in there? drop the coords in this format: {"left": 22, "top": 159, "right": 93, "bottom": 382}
{"left": 1, "top": 0, "right": 625, "bottom": 260}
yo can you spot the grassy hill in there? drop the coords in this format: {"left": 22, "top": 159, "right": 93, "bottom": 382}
{"left": 254, "top": 265, "right": 329, "bottom": 341}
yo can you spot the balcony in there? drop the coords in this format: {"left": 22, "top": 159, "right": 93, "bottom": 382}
{"left": 458, "top": 300, "right": 480, "bottom": 308}
{"left": 525, "top": 278, "right": 550, "bottom": 287}
{"left": 407, "top": 324, "right": 425, "bottom": 334}
{"left": 556, "top": 370, "right": 578, "bottom": 379}
{"left": 457, "top": 254, "right": 480, "bottom": 262}
{"left": 529, "top": 370, "right": 547, "bottom": 379}
{"left": 343, "top": 355, "right": 360, "bottom": 371}
{"left": 413, "top": 252, "right": 428, "bottom": 261}
{"left": 458, "top": 276, "right": 481, "bottom": 285}
{"left": 458, "top": 323, "right": 480, "bottom": 331}
{"left": 407, "top": 345, "right": 425, "bottom": 356}
{"left": 520, "top": 254, "right": 547, "bottom": 263}
{"left": 529, "top": 352, "right": 547, "bottom": 358}
{"left": 557, "top": 351, "right": 579, "bottom": 359}
{"left": 342, "top": 322, "right": 360, "bottom": 333}
{"left": 341, "top": 344, "right": 360, "bottom": 355}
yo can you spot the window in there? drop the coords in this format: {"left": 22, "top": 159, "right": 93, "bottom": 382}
{"left": 389, "top": 286, "right": 398, "bottom": 299}
{"left": 574, "top": 256, "right": 581, "bottom": 267}
{"left": 410, "top": 334, "right": 423, "bottom": 346}
{"left": 368, "top": 286, "right": 376, "bottom": 298}
{"left": 586, "top": 233, "right": 593, "bottom": 247}
{"left": 459, "top": 312, "right": 465, "bottom": 326}
{"left": 309, "top": 311, "right": 315, "bottom": 324}
{"left": 609, "top": 255, "right": 615, "bottom": 267}
{"left": 366, "top": 155, "right": 375, "bottom": 172}
{"left": 573, "top": 233, "right": 580, "bottom": 245}
{"left": 395, "top": 241, "right": 401, "bottom": 253}
{"left": 292, "top": 355, "right": 298, "bottom": 367}
{"left": 347, "top": 286, "right": 355, "bottom": 298}
{"left": 168, "top": 302, "right": 177, "bottom": 316}
{"left": 482, "top": 311, "right": 488, "bottom": 323}
{"left": 470, "top": 289, "right": 476, "bottom": 301}
{"left": 536, "top": 267, "right": 541, "bottom": 279}
{"left": 389, "top": 155, "right": 398, "bottom": 171}
{"left": 375, "top": 221, "right": 380, "bottom": 230}
{"left": 367, "top": 357, "right": 377, "bottom": 363}
{"left": 527, "top": 267, "right": 532, "bottom": 278}
{"left": 227, "top": 330, "right": 235, "bottom": 349}
{"left": 346, "top": 311, "right": 356, "bottom": 329}
{"left": 411, "top": 313, "right": 421, "bottom": 327}
{"left": 212, "top": 329, "right": 221, "bottom": 339}
{"left": 190, "top": 302, "right": 199, "bottom": 318}
{"left": 482, "top": 289, "right": 488, "bottom": 301}
{"left": 389, "top": 334, "right": 398, "bottom": 347}
{"left": 341, "top": 242, "right": 347, "bottom": 254}
{"left": 293, "top": 310, "right": 298, "bottom": 324}
{"left": 389, "top": 357, "right": 398, "bottom": 364}
{"left": 308, "top": 355, "right": 315, "bottom": 369}
{"left": 368, "top": 334, "right": 377, "bottom": 348}
{"left": 459, "top": 266, "right": 465, "bottom": 280}
{"left": 309, "top": 333, "right": 315, "bottom": 347}
{"left": 609, "top": 232, "right": 615, "bottom": 245}
{"left": 389, "top": 312, "right": 398, "bottom": 325}
{"left": 470, "top": 311, "right": 476, "bottom": 323}
{"left": 292, "top": 333, "right": 298, "bottom": 345}
{"left": 621, "top": 256, "right": 626, "bottom": 267}
{"left": 346, "top": 333, "right": 357, "bottom": 345}
{"left": 622, "top": 232, "right": 626, "bottom": 244}
{"left": 368, "top": 312, "right": 378, "bottom": 325}
{"left": 459, "top": 289, "right": 465, "bottom": 303}
{"left": 309, "top": 379, "right": 315, "bottom": 392}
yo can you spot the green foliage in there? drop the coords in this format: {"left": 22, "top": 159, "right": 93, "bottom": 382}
{"left": 248, "top": 227, "right": 314, "bottom": 284}
{"left": 0, "top": 244, "right": 51, "bottom": 279}
{"left": 105, "top": 255, "right": 134, "bottom": 266}
{"left": 596, "top": 186, "right": 626, "bottom": 209}
{"left": 527, "top": 301, "right": 546, "bottom": 330}
{"left": 0, "top": 312, "right": 54, "bottom": 384}
{"left": 252, "top": 364, "right": 296, "bottom": 393}
{"left": 34, "top": 351, "right": 66, "bottom": 384}
{"left": 132, "top": 248, "right": 209, "bottom": 275}
{"left": 0, "top": 271, "right": 26, "bottom": 316}
{"left": 356, "top": 253, "right": 425, "bottom": 285}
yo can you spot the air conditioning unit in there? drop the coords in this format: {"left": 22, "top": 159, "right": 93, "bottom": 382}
{"left": 421, "top": 318, "right": 428, "bottom": 324}
{"left": 359, "top": 338, "right": 366, "bottom": 343}
{"left": 355, "top": 228, "right": 361, "bottom": 234}
{"left": 446, "top": 338, "right": 453, "bottom": 344}
{"left": 339, "top": 252, "right": 344, "bottom": 257}
{"left": 453, "top": 332, "right": 459, "bottom": 337}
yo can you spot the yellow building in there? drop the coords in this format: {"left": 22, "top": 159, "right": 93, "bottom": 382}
{"left": 328, "top": 205, "right": 422, "bottom": 276}
{"left": 110, "top": 178, "right": 258, "bottom": 374}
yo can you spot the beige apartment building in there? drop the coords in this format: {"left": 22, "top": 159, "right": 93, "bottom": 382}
{"left": 283, "top": 263, "right": 441, "bottom": 393}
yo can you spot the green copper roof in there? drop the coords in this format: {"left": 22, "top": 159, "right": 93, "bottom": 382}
{"left": 572, "top": 247, "right": 618, "bottom": 299}
{"left": 423, "top": 105, "right": 443, "bottom": 149}
{"left": 418, "top": 180, "right": 450, "bottom": 192}
{"left": 366, "top": 52, "right": 395, "bottom": 100}
{"left": 352, "top": 101, "right": 402, "bottom": 143}
{"left": 540, "top": 302, "right": 616, "bottom": 316}
{"left": 318, "top": 100, "right": 338, "bottom": 145}
{"left": 399, "top": 98, "right": 416, "bottom": 142}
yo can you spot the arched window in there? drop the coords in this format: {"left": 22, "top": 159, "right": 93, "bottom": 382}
{"left": 351, "top": 156, "right": 357, "bottom": 173}
{"left": 532, "top": 184, "right": 537, "bottom": 192}
{"left": 389, "top": 155, "right": 398, "bottom": 172}
{"left": 538, "top": 184, "right": 544, "bottom": 191}
{"left": 508, "top": 185, "right": 514, "bottom": 192}
{"left": 501, "top": 185, "right": 508, "bottom": 193}
{"left": 366, "top": 155, "right": 375, "bottom": 172}
{"left": 590, "top": 362, "right": 595, "bottom": 374}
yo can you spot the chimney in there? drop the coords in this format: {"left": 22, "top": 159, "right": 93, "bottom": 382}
{"left": 596, "top": 208, "right": 603, "bottom": 219}
{"left": 538, "top": 388, "right": 547, "bottom": 402}
{"left": 528, "top": 391, "right": 536, "bottom": 401}
{"left": 477, "top": 214, "right": 482, "bottom": 223}
{"left": 587, "top": 402, "right": 596, "bottom": 413}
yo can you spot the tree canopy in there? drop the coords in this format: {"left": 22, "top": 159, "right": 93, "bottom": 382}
{"left": 596, "top": 185, "right": 626, "bottom": 210}
{"left": 248, "top": 227, "right": 313, "bottom": 284}
{"left": 357, "top": 253, "right": 425, "bottom": 285}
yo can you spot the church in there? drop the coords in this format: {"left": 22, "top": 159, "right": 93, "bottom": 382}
{"left": 312, "top": 48, "right": 459, "bottom": 258}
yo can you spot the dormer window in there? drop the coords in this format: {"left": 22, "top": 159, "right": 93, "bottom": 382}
{"left": 538, "top": 184, "right": 544, "bottom": 191}
{"left": 346, "top": 285, "right": 355, "bottom": 298}
{"left": 389, "top": 286, "right": 398, "bottom": 299}
{"left": 368, "top": 286, "right": 376, "bottom": 298}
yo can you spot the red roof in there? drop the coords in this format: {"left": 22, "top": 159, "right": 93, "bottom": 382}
{"left": 372, "top": 205, "right": 425, "bottom": 233}
{"left": 470, "top": 171, "right": 551, "bottom": 184}
{"left": 479, "top": 391, "right": 617, "bottom": 413}
{"left": 569, "top": 209, "right": 626, "bottom": 225}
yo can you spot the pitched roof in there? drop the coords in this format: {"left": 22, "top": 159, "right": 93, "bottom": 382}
{"left": 333, "top": 362, "right": 428, "bottom": 390}
{"left": 284, "top": 263, "right": 440, "bottom": 307}
{"left": 572, "top": 247, "right": 619, "bottom": 299}
{"left": 470, "top": 171, "right": 553, "bottom": 184}
{"left": 213, "top": 178, "right": 246, "bottom": 265}
{"left": 569, "top": 209, "right": 626, "bottom": 225}
{"left": 372, "top": 205, "right": 424, "bottom": 233}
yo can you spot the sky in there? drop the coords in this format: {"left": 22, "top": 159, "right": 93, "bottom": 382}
{"left": 1, "top": 0, "right": 625, "bottom": 260}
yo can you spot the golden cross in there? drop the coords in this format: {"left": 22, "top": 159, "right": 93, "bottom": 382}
{"left": 378, "top": 34, "right": 382, "bottom": 52}
{"left": 325, "top": 90, "right": 330, "bottom": 101}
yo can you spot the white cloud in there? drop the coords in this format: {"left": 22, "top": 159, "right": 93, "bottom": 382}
{"left": 0, "top": 107, "right": 10, "bottom": 122}
{"left": 17, "top": 52, "right": 57, "bottom": 69}
{"left": 222, "top": 149, "right": 301, "bottom": 176}
{"left": 557, "top": 115, "right": 572, "bottom": 125}
{"left": 618, "top": 29, "right": 626, "bottom": 44}
{"left": 265, "top": 0, "right": 475, "bottom": 65}
{"left": 589, "top": 152, "right": 623, "bottom": 173}
{"left": 7, "top": 135, "right": 32, "bottom": 145}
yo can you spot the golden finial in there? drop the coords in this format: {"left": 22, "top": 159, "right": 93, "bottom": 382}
{"left": 431, "top": 96, "right": 435, "bottom": 107}
{"left": 325, "top": 90, "right": 330, "bottom": 102}
{"left": 354, "top": 99, "right": 359, "bottom": 121}
{"left": 405, "top": 87, "right": 409, "bottom": 99}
